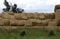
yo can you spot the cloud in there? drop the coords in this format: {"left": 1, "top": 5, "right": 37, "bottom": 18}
{"left": 0, "top": 0, "right": 60, "bottom": 13}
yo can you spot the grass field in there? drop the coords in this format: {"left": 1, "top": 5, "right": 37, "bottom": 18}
{"left": 0, "top": 28, "right": 60, "bottom": 39}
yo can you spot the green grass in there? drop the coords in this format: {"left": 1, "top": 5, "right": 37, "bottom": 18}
{"left": 0, "top": 28, "right": 60, "bottom": 39}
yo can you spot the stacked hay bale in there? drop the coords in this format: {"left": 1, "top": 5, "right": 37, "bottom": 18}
{"left": 29, "top": 19, "right": 42, "bottom": 26}
{"left": 44, "top": 13, "right": 55, "bottom": 19}
{"left": 1, "top": 12, "right": 15, "bottom": 20}
{"left": 38, "top": 13, "right": 46, "bottom": 20}
{"left": 14, "top": 13, "right": 28, "bottom": 20}
{"left": 16, "top": 20, "right": 26, "bottom": 26}
{"left": 48, "top": 19, "right": 56, "bottom": 30}
{"left": 0, "top": 12, "right": 55, "bottom": 27}
{"left": 55, "top": 9, "right": 60, "bottom": 26}
{"left": 54, "top": 5, "right": 60, "bottom": 12}
{"left": 10, "top": 20, "right": 17, "bottom": 26}
{"left": 25, "top": 20, "right": 32, "bottom": 27}
{"left": 54, "top": 5, "right": 60, "bottom": 26}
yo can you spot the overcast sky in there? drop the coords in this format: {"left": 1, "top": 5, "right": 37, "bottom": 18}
{"left": 0, "top": 0, "right": 60, "bottom": 13}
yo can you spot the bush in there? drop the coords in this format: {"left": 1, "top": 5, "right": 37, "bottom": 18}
{"left": 20, "top": 30, "right": 26, "bottom": 36}
{"left": 48, "top": 30, "right": 56, "bottom": 36}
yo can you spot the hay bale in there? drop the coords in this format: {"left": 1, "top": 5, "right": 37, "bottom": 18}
{"left": 33, "top": 13, "right": 39, "bottom": 19}
{"left": 3, "top": 19, "right": 10, "bottom": 26}
{"left": 45, "top": 13, "right": 55, "bottom": 19}
{"left": 38, "top": 14, "right": 46, "bottom": 20}
{"left": 20, "top": 13, "right": 28, "bottom": 20}
{"left": 0, "top": 12, "right": 15, "bottom": 20}
{"left": 42, "top": 20, "right": 48, "bottom": 26}
{"left": 50, "top": 13, "right": 55, "bottom": 19}
{"left": 1, "top": 13, "right": 11, "bottom": 19}
{"left": 48, "top": 19, "right": 56, "bottom": 30}
{"left": 27, "top": 13, "right": 34, "bottom": 19}
{"left": 16, "top": 20, "right": 26, "bottom": 26}
{"left": 14, "top": 13, "right": 28, "bottom": 20}
{"left": 0, "top": 13, "right": 3, "bottom": 18}
{"left": 54, "top": 5, "right": 60, "bottom": 12}
{"left": 14, "top": 14, "right": 21, "bottom": 20}
{"left": 55, "top": 9, "right": 60, "bottom": 19}
{"left": 0, "top": 19, "right": 10, "bottom": 26}
{"left": 0, "top": 19, "right": 4, "bottom": 26}
{"left": 25, "top": 20, "right": 32, "bottom": 26}
{"left": 8, "top": 12, "right": 14, "bottom": 15}
{"left": 56, "top": 20, "right": 60, "bottom": 26}
{"left": 30, "top": 19, "right": 42, "bottom": 26}
{"left": 10, "top": 20, "right": 17, "bottom": 26}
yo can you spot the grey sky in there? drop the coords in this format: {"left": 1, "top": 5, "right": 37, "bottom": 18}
{"left": 0, "top": 0, "right": 60, "bottom": 13}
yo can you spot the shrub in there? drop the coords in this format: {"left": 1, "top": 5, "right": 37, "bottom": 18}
{"left": 20, "top": 30, "right": 26, "bottom": 36}
{"left": 48, "top": 30, "right": 56, "bottom": 36}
